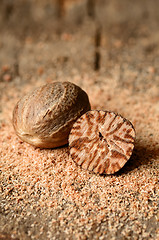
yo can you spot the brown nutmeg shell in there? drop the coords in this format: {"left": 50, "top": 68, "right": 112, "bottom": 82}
{"left": 13, "top": 81, "right": 91, "bottom": 148}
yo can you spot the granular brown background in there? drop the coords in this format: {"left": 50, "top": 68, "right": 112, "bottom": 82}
{"left": 0, "top": 0, "right": 159, "bottom": 239}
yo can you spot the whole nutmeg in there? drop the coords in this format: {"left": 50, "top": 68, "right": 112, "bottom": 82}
{"left": 13, "top": 81, "right": 91, "bottom": 148}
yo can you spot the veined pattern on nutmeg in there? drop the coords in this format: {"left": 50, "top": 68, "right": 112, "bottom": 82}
{"left": 69, "top": 110, "right": 135, "bottom": 175}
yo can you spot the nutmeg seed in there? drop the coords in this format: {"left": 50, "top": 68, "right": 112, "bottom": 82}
{"left": 69, "top": 110, "right": 135, "bottom": 174}
{"left": 12, "top": 81, "right": 91, "bottom": 148}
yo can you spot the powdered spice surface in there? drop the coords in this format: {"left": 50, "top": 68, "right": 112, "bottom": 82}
{"left": 1, "top": 74, "right": 158, "bottom": 239}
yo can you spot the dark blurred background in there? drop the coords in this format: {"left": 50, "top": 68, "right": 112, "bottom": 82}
{"left": 0, "top": 0, "right": 159, "bottom": 89}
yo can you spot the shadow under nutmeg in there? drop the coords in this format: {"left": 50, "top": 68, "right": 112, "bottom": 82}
{"left": 115, "top": 139, "right": 159, "bottom": 176}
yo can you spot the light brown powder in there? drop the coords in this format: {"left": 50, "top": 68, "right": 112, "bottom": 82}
{"left": 0, "top": 74, "right": 159, "bottom": 239}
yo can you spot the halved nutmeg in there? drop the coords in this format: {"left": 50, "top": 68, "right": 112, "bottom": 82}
{"left": 69, "top": 110, "right": 135, "bottom": 174}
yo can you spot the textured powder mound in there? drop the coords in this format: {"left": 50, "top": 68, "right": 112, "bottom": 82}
{"left": 12, "top": 81, "right": 91, "bottom": 148}
{"left": 69, "top": 110, "right": 135, "bottom": 174}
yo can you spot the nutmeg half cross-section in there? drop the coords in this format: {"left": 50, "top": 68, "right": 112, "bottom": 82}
{"left": 12, "top": 82, "right": 91, "bottom": 148}
{"left": 69, "top": 110, "right": 135, "bottom": 174}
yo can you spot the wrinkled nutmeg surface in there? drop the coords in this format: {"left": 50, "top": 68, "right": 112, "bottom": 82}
{"left": 69, "top": 110, "right": 135, "bottom": 174}
{"left": 13, "top": 81, "right": 91, "bottom": 148}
